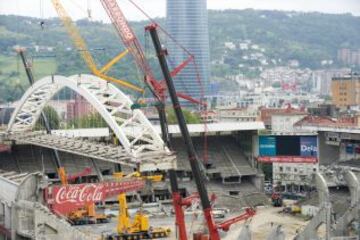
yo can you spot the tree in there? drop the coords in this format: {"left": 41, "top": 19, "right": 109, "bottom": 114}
{"left": 67, "top": 112, "right": 107, "bottom": 129}
{"left": 166, "top": 107, "right": 201, "bottom": 124}
{"left": 35, "top": 106, "right": 60, "bottom": 130}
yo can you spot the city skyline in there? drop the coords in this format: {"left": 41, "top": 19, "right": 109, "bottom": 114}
{"left": 0, "top": 0, "right": 359, "bottom": 22}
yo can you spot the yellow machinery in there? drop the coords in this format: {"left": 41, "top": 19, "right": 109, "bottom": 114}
{"left": 67, "top": 206, "right": 108, "bottom": 225}
{"left": 59, "top": 166, "right": 109, "bottom": 225}
{"left": 51, "top": 0, "right": 144, "bottom": 93}
{"left": 50, "top": 0, "right": 146, "bottom": 225}
{"left": 111, "top": 172, "right": 171, "bottom": 239}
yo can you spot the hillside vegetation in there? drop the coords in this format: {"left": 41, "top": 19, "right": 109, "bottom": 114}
{"left": 0, "top": 10, "right": 360, "bottom": 102}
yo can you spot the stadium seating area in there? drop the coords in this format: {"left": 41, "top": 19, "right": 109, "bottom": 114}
{"left": 171, "top": 135, "right": 257, "bottom": 183}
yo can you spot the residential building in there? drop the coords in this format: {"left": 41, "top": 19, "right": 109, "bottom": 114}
{"left": 66, "top": 95, "right": 94, "bottom": 121}
{"left": 217, "top": 107, "right": 258, "bottom": 123}
{"left": 166, "top": 0, "right": 210, "bottom": 101}
{"left": 337, "top": 48, "right": 360, "bottom": 65}
{"left": 273, "top": 162, "right": 318, "bottom": 192}
{"left": 259, "top": 107, "right": 306, "bottom": 130}
{"left": 271, "top": 111, "right": 308, "bottom": 134}
{"left": 311, "top": 68, "right": 350, "bottom": 95}
{"left": 331, "top": 74, "right": 360, "bottom": 107}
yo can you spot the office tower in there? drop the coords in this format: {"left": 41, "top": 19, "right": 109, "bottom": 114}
{"left": 166, "top": 0, "right": 210, "bottom": 103}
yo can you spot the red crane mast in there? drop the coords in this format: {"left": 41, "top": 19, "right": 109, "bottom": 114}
{"left": 100, "top": 0, "right": 165, "bottom": 101}
{"left": 99, "top": 0, "right": 205, "bottom": 106}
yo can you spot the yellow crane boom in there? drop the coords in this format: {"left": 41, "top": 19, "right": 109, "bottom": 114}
{"left": 51, "top": 0, "right": 144, "bottom": 93}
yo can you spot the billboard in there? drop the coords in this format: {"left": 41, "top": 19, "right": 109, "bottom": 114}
{"left": 258, "top": 135, "right": 318, "bottom": 163}
{"left": 346, "top": 144, "right": 354, "bottom": 154}
{"left": 300, "top": 136, "right": 318, "bottom": 157}
{"left": 276, "top": 136, "right": 300, "bottom": 156}
{"left": 45, "top": 180, "right": 145, "bottom": 215}
{"left": 259, "top": 136, "right": 276, "bottom": 156}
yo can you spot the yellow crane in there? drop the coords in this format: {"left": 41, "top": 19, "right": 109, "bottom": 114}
{"left": 51, "top": 0, "right": 144, "bottom": 93}
{"left": 112, "top": 171, "right": 170, "bottom": 239}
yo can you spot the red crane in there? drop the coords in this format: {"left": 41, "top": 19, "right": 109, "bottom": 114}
{"left": 216, "top": 208, "right": 256, "bottom": 232}
{"left": 98, "top": 2, "right": 209, "bottom": 240}
{"left": 99, "top": 0, "right": 205, "bottom": 106}
{"left": 99, "top": 2, "right": 255, "bottom": 239}
{"left": 146, "top": 23, "right": 256, "bottom": 240}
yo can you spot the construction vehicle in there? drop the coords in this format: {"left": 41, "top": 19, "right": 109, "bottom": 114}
{"left": 97, "top": 2, "right": 212, "bottom": 239}
{"left": 51, "top": 0, "right": 144, "bottom": 93}
{"left": 271, "top": 192, "right": 283, "bottom": 207}
{"left": 146, "top": 24, "right": 256, "bottom": 239}
{"left": 68, "top": 206, "right": 109, "bottom": 225}
{"left": 107, "top": 171, "right": 171, "bottom": 240}
{"left": 96, "top": 1, "right": 256, "bottom": 237}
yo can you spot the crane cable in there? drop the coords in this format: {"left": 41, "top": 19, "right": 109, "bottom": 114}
{"left": 127, "top": 0, "right": 209, "bottom": 163}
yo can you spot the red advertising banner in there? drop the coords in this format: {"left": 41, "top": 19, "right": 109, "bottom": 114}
{"left": 45, "top": 179, "right": 145, "bottom": 215}
{"left": 257, "top": 156, "right": 317, "bottom": 163}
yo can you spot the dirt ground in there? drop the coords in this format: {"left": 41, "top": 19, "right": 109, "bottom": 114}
{"left": 223, "top": 206, "right": 309, "bottom": 240}
{"left": 77, "top": 205, "right": 309, "bottom": 240}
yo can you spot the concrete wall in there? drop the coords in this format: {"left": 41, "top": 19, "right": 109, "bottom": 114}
{"left": 318, "top": 131, "right": 340, "bottom": 165}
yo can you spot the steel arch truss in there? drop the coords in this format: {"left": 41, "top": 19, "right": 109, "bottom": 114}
{"left": 7, "top": 74, "right": 175, "bottom": 170}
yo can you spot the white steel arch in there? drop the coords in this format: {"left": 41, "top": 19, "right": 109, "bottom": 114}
{"left": 7, "top": 74, "right": 166, "bottom": 157}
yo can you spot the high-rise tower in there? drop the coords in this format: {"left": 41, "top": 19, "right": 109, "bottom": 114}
{"left": 166, "top": 0, "right": 210, "bottom": 102}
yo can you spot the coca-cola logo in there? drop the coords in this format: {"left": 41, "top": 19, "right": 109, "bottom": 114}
{"left": 55, "top": 184, "right": 104, "bottom": 204}
{"left": 47, "top": 180, "right": 145, "bottom": 215}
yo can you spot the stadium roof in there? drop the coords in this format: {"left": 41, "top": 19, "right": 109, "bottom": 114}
{"left": 161, "top": 122, "right": 265, "bottom": 135}
{"left": 51, "top": 122, "right": 265, "bottom": 138}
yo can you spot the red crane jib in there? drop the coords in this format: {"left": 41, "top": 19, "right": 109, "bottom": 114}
{"left": 100, "top": 1, "right": 203, "bottom": 105}
{"left": 45, "top": 179, "right": 145, "bottom": 215}
{"left": 216, "top": 208, "right": 256, "bottom": 232}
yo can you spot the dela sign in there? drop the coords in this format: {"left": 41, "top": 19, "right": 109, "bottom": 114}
{"left": 300, "top": 136, "right": 317, "bottom": 157}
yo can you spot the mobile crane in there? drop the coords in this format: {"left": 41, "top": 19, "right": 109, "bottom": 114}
{"left": 146, "top": 23, "right": 256, "bottom": 239}
{"left": 97, "top": 1, "right": 256, "bottom": 238}
{"left": 98, "top": 2, "right": 207, "bottom": 239}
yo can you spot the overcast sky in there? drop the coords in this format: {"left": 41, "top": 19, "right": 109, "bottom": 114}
{"left": 0, "top": 0, "right": 359, "bottom": 22}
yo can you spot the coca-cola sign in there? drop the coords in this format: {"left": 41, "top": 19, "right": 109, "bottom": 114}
{"left": 45, "top": 180, "right": 144, "bottom": 215}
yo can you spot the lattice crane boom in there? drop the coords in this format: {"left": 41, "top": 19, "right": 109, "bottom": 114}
{"left": 51, "top": 0, "right": 144, "bottom": 93}
{"left": 99, "top": 0, "right": 206, "bottom": 106}
{"left": 99, "top": 0, "right": 165, "bottom": 100}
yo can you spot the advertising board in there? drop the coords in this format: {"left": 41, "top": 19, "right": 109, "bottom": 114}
{"left": 45, "top": 179, "right": 144, "bottom": 215}
{"left": 300, "top": 136, "right": 318, "bottom": 157}
{"left": 259, "top": 136, "right": 276, "bottom": 156}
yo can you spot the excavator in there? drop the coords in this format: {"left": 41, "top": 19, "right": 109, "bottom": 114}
{"left": 108, "top": 171, "right": 171, "bottom": 240}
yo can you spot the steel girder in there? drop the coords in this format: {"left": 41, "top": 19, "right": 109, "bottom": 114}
{"left": 7, "top": 74, "right": 175, "bottom": 170}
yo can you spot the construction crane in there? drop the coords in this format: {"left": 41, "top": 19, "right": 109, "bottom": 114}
{"left": 146, "top": 24, "right": 256, "bottom": 240}
{"left": 96, "top": 2, "right": 218, "bottom": 239}
{"left": 99, "top": 0, "right": 206, "bottom": 106}
{"left": 51, "top": 0, "right": 144, "bottom": 93}
{"left": 108, "top": 171, "right": 171, "bottom": 239}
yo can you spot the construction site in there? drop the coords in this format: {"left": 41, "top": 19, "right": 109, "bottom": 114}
{"left": 0, "top": 0, "right": 359, "bottom": 240}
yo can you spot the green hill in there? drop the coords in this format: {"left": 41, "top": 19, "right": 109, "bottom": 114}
{"left": 0, "top": 10, "right": 360, "bottom": 102}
